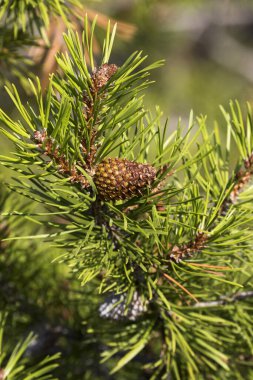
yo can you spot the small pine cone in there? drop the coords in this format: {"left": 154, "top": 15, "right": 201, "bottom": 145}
{"left": 91, "top": 63, "right": 118, "bottom": 91}
{"left": 94, "top": 158, "right": 156, "bottom": 201}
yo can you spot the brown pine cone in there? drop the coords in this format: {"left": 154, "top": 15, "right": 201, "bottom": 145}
{"left": 94, "top": 158, "right": 156, "bottom": 201}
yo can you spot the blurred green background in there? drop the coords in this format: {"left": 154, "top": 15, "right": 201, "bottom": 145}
{"left": 94, "top": 0, "right": 253, "bottom": 123}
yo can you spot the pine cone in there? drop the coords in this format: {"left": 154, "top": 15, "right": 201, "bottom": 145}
{"left": 94, "top": 158, "right": 156, "bottom": 201}
{"left": 91, "top": 63, "right": 118, "bottom": 91}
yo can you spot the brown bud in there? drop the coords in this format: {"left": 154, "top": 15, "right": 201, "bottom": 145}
{"left": 91, "top": 63, "right": 118, "bottom": 91}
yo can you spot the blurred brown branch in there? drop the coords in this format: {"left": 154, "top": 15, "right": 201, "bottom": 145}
{"left": 28, "top": 6, "right": 137, "bottom": 90}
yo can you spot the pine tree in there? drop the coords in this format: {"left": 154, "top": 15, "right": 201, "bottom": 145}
{"left": 1, "top": 3, "right": 253, "bottom": 380}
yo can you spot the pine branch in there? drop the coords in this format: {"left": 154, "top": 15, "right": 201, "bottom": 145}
{"left": 194, "top": 290, "right": 253, "bottom": 308}
{"left": 0, "top": 1, "right": 137, "bottom": 90}
{"left": 1, "top": 19, "right": 253, "bottom": 380}
{"left": 33, "top": 129, "right": 91, "bottom": 188}
{"left": 168, "top": 231, "right": 209, "bottom": 263}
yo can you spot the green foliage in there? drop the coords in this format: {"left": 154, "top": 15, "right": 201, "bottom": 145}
{"left": 0, "top": 27, "right": 35, "bottom": 89}
{"left": 0, "top": 314, "right": 60, "bottom": 380}
{"left": 0, "top": 184, "right": 107, "bottom": 379}
{"left": 0, "top": 0, "right": 82, "bottom": 37}
{"left": 0, "top": 18, "right": 253, "bottom": 380}
{"left": 0, "top": 0, "right": 85, "bottom": 89}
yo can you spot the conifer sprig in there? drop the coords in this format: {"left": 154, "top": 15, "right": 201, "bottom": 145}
{"left": 0, "top": 19, "right": 253, "bottom": 379}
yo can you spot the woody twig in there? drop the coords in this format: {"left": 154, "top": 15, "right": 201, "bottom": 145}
{"left": 222, "top": 152, "right": 253, "bottom": 212}
{"left": 168, "top": 232, "right": 209, "bottom": 263}
{"left": 33, "top": 130, "right": 90, "bottom": 188}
